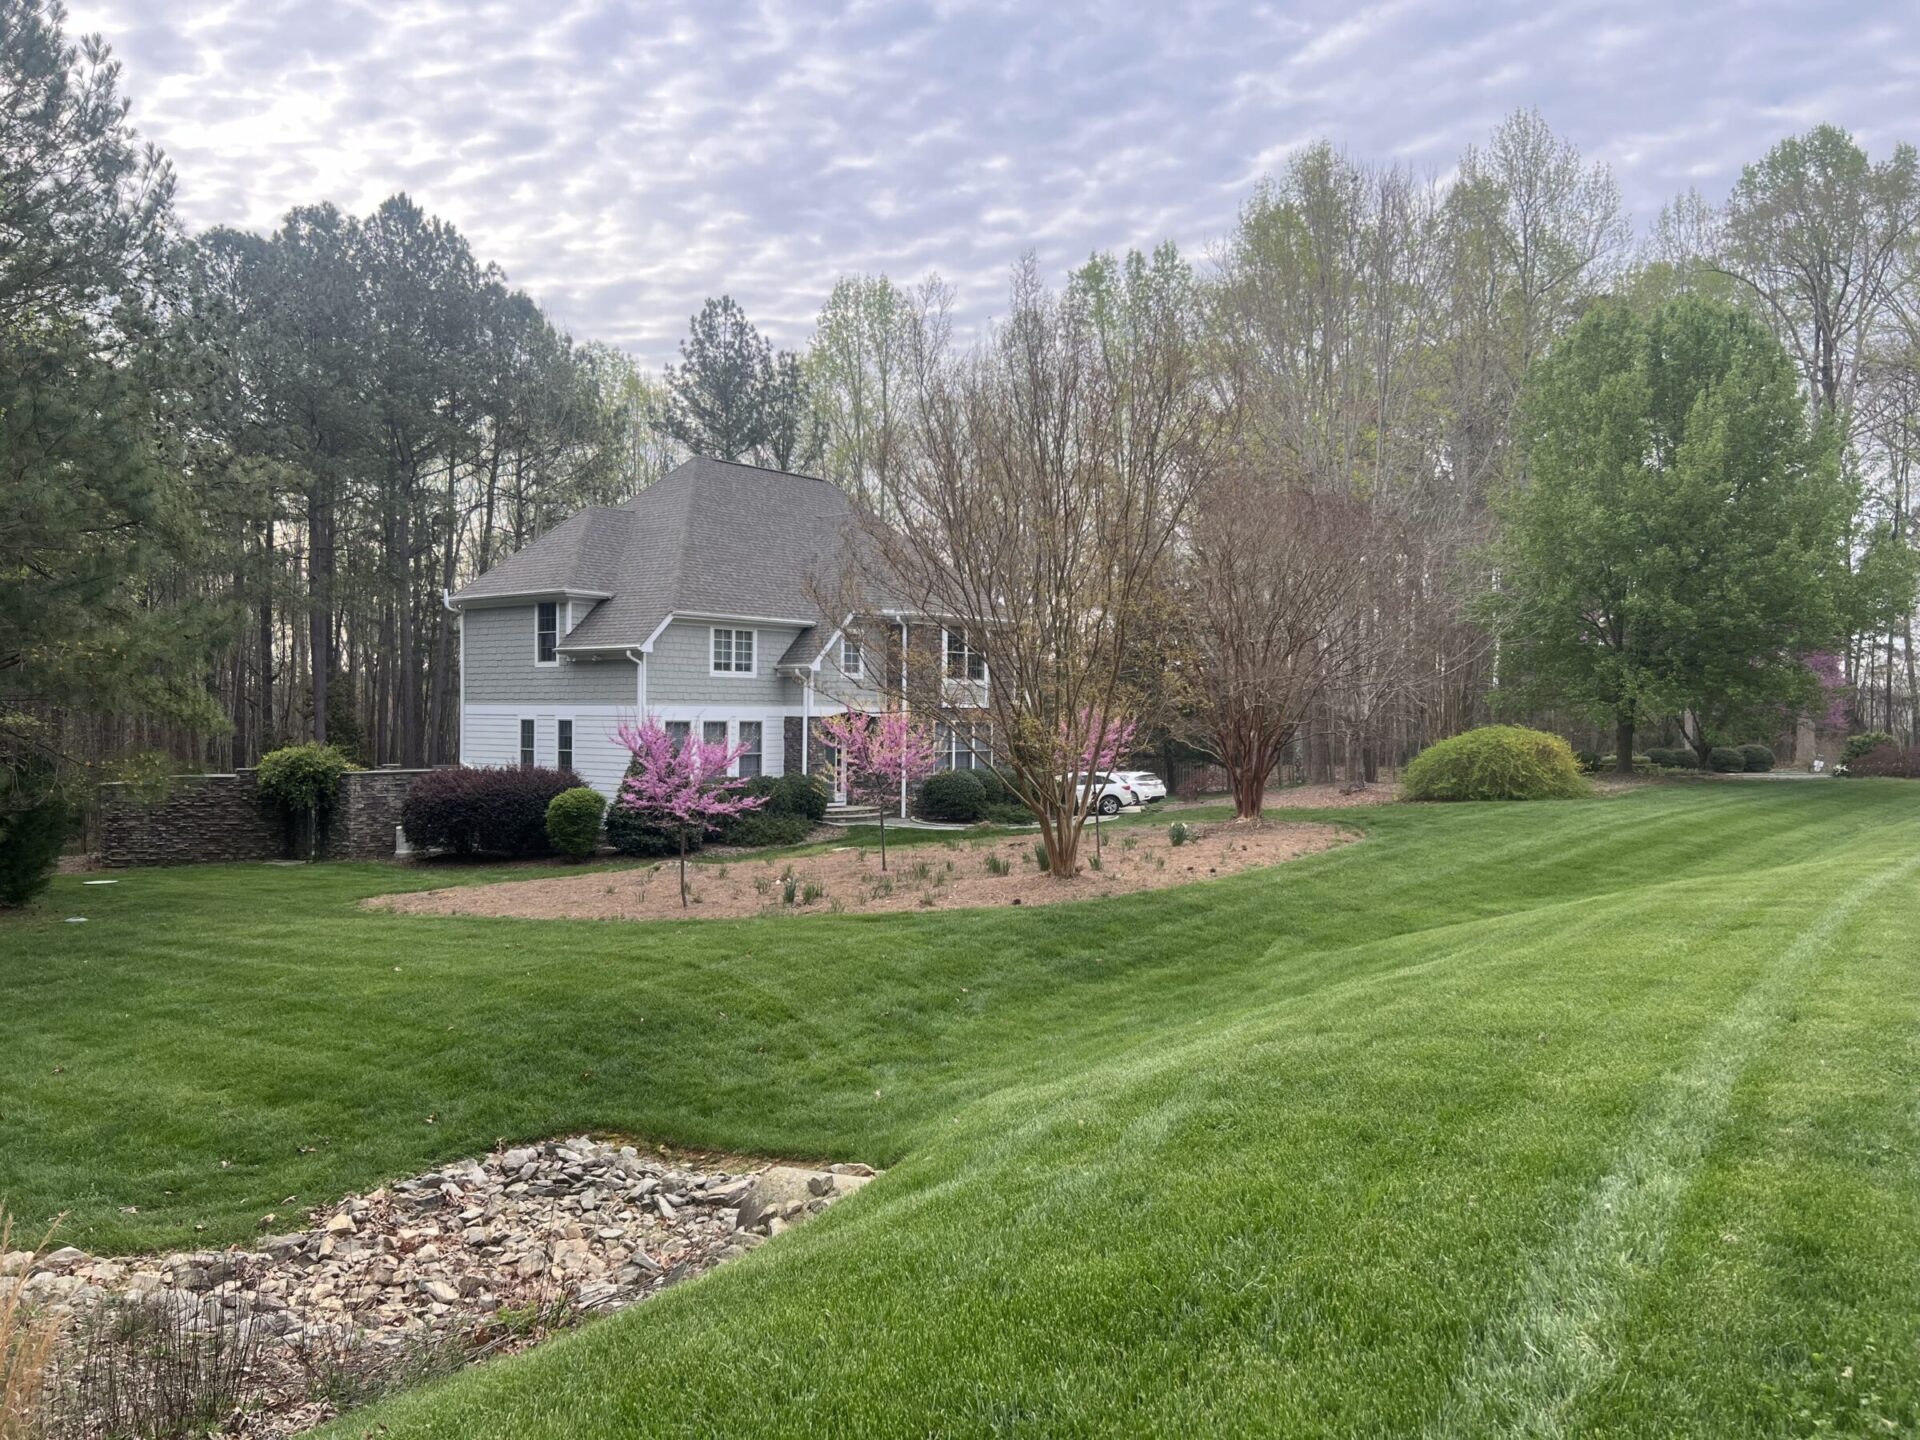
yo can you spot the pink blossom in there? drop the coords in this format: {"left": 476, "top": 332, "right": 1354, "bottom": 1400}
{"left": 815, "top": 710, "right": 940, "bottom": 870}
{"left": 611, "top": 718, "right": 765, "bottom": 905}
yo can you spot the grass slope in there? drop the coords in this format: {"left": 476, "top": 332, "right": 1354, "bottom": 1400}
{"left": 4, "top": 784, "right": 1918, "bottom": 1436}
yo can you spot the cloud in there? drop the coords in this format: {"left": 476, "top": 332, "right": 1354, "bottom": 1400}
{"left": 62, "top": 0, "right": 1920, "bottom": 366}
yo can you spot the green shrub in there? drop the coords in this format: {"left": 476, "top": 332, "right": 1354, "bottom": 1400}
{"left": 718, "top": 812, "right": 813, "bottom": 849}
{"left": 917, "top": 769, "right": 988, "bottom": 823}
{"left": 0, "top": 763, "right": 67, "bottom": 907}
{"left": 1573, "top": 749, "right": 1602, "bottom": 774}
{"left": 975, "top": 767, "right": 1017, "bottom": 808}
{"left": 606, "top": 806, "right": 703, "bottom": 859}
{"left": 545, "top": 787, "right": 606, "bottom": 860}
{"left": 1705, "top": 746, "right": 1746, "bottom": 773}
{"left": 1646, "top": 747, "right": 1696, "bottom": 770}
{"left": 1738, "top": 743, "right": 1775, "bottom": 773}
{"left": 770, "top": 772, "right": 828, "bottom": 822}
{"left": 1401, "top": 726, "right": 1589, "bottom": 802}
{"left": 982, "top": 801, "right": 1033, "bottom": 826}
{"left": 255, "top": 743, "right": 353, "bottom": 815}
{"left": 1841, "top": 732, "right": 1895, "bottom": 772}
{"left": 1168, "top": 821, "right": 1191, "bottom": 846}
{"left": 402, "top": 766, "right": 578, "bottom": 857}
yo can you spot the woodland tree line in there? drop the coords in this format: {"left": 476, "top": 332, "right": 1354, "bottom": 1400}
{"left": 5, "top": 0, "right": 1919, "bottom": 827}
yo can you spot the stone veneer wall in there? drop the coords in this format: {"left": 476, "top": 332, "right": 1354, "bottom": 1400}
{"left": 97, "top": 768, "right": 433, "bottom": 868}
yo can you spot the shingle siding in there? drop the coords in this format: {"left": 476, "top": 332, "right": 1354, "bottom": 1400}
{"left": 464, "top": 605, "right": 637, "bottom": 706}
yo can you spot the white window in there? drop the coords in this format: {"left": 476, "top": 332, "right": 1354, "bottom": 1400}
{"left": 557, "top": 718, "right": 573, "bottom": 772}
{"left": 944, "top": 628, "right": 985, "bottom": 682}
{"left": 711, "top": 627, "right": 756, "bottom": 675}
{"left": 938, "top": 721, "right": 989, "bottom": 771}
{"left": 840, "top": 633, "right": 863, "bottom": 679}
{"left": 703, "top": 720, "right": 728, "bottom": 749}
{"left": 665, "top": 721, "right": 690, "bottom": 754}
{"left": 737, "top": 721, "right": 763, "bottom": 777}
{"left": 519, "top": 718, "right": 536, "bottom": 768}
{"left": 536, "top": 602, "right": 558, "bottom": 665}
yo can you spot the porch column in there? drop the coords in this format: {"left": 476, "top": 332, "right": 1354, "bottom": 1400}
{"left": 801, "top": 678, "right": 812, "bottom": 773}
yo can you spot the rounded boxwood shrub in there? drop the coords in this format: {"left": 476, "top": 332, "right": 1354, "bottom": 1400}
{"left": 1706, "top": 746, "right": 1746, "bottom": 773}
{"left": 917, "top": 769, "right": 988, "bottom": 822}
{"left": 771, "top": 772, "right": 828, "bottom": 823}
{"left": 545, "top": 786, "right": 606, "bottom": 860}
{"left": 402, "top": 766, "right": 578, "bottom": 857}
{"left": 1647, "top": 747, "right": 1696, "bottom": 770}
{"left": 1738, "top": 743, "right": 1775, "bottom": 773}
{"left": 1573, "top": 749, "right": 1603, "bottom": 774}
{"left": 1401, "top": 726, "right": 1588, "bottom": 802}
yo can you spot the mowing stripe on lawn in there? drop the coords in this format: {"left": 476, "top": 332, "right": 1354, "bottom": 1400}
{"left": 1423, "top": 850, "right": 1920, "bottom": 1440}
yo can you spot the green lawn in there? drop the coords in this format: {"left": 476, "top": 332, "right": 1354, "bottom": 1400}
{"left": 5, "top": 783, "right": 1919, "bottom": 1436}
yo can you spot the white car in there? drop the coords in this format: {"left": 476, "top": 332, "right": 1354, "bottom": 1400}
{"left": 1113, "top": 770, "right": 1167, "bottom": 804}
{"left": 1070, "top": 772, "right": 1144, "bottom": 816}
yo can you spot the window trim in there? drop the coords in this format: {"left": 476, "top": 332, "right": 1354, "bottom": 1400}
{"left": 556, "top": 717, "right": 573, "bottom": 773}
{"left": 942, "top": 627, "right": 987, "bottom": 684}
{"left": 710, "top": 626, "right": 757, "bottom": 677}
{"left": 535, "top": 602, "right": 559, "bottom": 666}
{"left": 518, "top": 717, "right": 536, "bottom": 769}
{"left": 840, "top": 633, "right": 863, "bottom": 680}
{"left": 737, "top": 720, "right": 763, "bottom": 778}
{"left": 665, "top": 720, "right": 691, "bottom": 755}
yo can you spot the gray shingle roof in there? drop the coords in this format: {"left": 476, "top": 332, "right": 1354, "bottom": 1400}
{"left": 451, "top": 457, "right": 865, "bottom": 663}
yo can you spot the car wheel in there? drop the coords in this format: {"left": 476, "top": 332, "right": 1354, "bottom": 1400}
{"left": 1098, "top": 794, "right": 1121, "bottom": 815}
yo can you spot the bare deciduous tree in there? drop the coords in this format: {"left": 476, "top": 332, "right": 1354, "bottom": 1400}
{"left": 848, "top": 251, "right": 1216, "bottom": 876}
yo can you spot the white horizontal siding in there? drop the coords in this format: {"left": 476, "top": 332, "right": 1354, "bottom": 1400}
{"left": 463, "top": 704, "right": 797, "bottom": 799}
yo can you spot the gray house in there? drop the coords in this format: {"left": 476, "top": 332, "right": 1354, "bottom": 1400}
{"left": 448, "top": 457, "right": 984, "bottom": 807}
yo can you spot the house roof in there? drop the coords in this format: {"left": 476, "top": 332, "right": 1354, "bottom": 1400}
{"left": 450, "top": 456, "right": 870, "bottom": 661}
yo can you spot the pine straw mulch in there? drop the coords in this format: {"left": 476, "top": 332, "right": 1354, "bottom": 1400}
{"left": 365, "top": 820, "right": 1355, "bottom": 923}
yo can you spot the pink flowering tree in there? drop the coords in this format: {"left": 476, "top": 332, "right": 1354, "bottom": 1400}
{"left": 816, "top": 710, "right": 939, "bottom": 871}
{"left": 612, "top": 718, "right": 765, "bottom": 907}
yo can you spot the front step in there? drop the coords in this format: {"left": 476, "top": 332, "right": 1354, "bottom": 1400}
{"left": 823, "top": 803, "right": 885, "bottom": 827}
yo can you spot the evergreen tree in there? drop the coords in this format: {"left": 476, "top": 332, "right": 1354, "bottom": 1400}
{"left": 656, "top": 295, "right": 817, "bottom": 470}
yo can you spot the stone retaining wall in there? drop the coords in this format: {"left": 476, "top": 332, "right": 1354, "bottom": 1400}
{"left": 97, "top": 768, "right": 433, "bottom": 868}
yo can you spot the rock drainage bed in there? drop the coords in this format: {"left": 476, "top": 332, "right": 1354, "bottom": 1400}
{"left": 6, "top": 1138, "right": 875, "bottom": 1435}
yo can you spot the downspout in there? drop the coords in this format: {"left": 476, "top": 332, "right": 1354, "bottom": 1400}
{"left": 625, "top": 649, "right": 646, "bottom": 717}
{"left": 444, "top": 590, "right": 461, "bottom": 766}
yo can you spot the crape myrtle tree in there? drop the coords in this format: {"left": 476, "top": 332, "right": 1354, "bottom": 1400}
{"left": 814, "top": 710, "right": 938, "bottom": 871}
{"left": 612, "top": 718, "right": 764, "bottom": 907}
{"left": 1492, "top": 293, "right": 1853, "bottom": 772}
{"left": 846, "top": 250, "right": 1216, "bottom": 877}
{"left": 1178, "top": 465, "right": 1376, "bottom": 819}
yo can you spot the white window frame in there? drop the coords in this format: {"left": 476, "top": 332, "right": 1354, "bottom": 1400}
{"left": 710, "top": 626, "right": 757, "bottom": 677}
{"left": 556, "top": 717, "right": 573, "bottom": 772}
{"left": 518, "top": 717, "right": 536, "bottom": 769}
{"left": 737, "top": 720, "right": 763, "bottom": 778}
{"left": 702, "top": 719, "right": 730, "bottom": 751}
{"left": 535, "top": 602, "right": 559, "bottom": 666}
{"left": 840, "top": 633, "right": 863, "bottom": 680}
{"left": 665, "top": 720, "right": 691, "bottom": 755}
{"left": 942, "top": 627, "right": 986, "bottom": 684}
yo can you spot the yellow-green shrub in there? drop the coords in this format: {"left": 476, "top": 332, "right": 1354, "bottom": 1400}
{"left": 1401, "top": 726, "right": 1589, "bottom": 802}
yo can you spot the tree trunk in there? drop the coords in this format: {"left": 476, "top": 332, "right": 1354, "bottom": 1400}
{"left": 878, "top": 810, "right": 887, "bottom": 871}
{"left": 678, "top": 829, "right": 689, "bottom": 908}
{"left": 1614, "top": 709, "right": 1636, "bottom": 776}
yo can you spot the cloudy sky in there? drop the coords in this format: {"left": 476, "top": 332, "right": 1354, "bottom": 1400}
{"left": 65, "top": 0, "right": 1920, "bottom": 367}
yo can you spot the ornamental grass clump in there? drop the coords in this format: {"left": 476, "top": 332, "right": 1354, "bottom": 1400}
{"left": 1401, "top": 726, "right": 1588, "bottom": 802}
